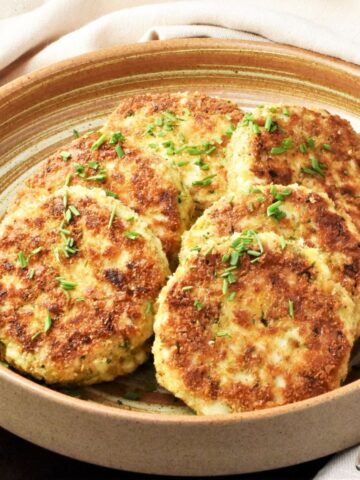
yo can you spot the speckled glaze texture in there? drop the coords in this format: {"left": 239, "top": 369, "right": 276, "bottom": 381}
{"left": 0, "top": 39, "right": 359, "bottom": 476}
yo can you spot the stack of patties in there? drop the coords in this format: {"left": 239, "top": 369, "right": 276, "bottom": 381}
{"left": 153, "top": 105, "right": 360, "bottom": 414}
{"left": 0, "top": 93, "right": 243, "bottom": 385}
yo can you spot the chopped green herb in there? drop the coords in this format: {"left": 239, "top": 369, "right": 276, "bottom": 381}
{"left": 28, "top": 268, "right": 35, "bottom": 280}
{"left": 216, "top": 331, "right": 231, "bottom": 338}
{"left": 74, "top": 163, "right": 85, "bottom": 176}
{"left": 222, "top": 278, "right": 229, "bottom": 294}
{"left": 31, "top": 332, "right": 42, "bottom": 342}
{"left": 192, "top": 174, "right": 217, "bottom": 187}
{"left": 56, "top": 277, "right": 77, "bottom": 290}
{"left": 299, "top": 143, "right": 308, "bottom": 153}
{"left": 283, "top": 107, "right": 290, "bottom": 116}
{"left": 18, "top": 251, "right": 28, "bottom": 269}
{"left": 88, "top": 161, "right": 99, "bottom": 170}
{"left": 64, "top": 208, "right": 72, "bottom": 223}
{"left": 60, "top": 151, "right": 71, "bottom": 161}
{"left": 264, "top": 115, "right": 273, "bottom": 132}
{"left": 194, "top": 300, "right": 204, "bottom": 311}
{"left": 270, "top": 138, "right": 294, "bottom": 155}
{"left": 144, "top": 301, "right": 153, "bottom": 315}
{"left": 109, "top": 131, "right": 125, "bottom": 144}
{"left": 306, "top": 137, "right": 315, "bottom": 148}
{"left": 115, "top": 144, "right": 125, "bottom": 159}
{"left": 227, "top": 292, "right": 236, "bottom": 301}
{"left": 182, "top": 285, "right": 193, "bottom": 291}
{"left": 279, "top": 236, "right": 287, "bottom": 250}
{"left": 72, "top": 129, "right": 80, "bottom": 138}
{"left": 270, "top": 185, "right": 292, "bottom": 201}
{"left": 68, "top": 205, "right": 80, "bottom": 216}
{"left": 124, "top": 231, "right": 140, "bottom": 240}
{"left": 221, "top": 253, "right": 230, "bottom": 263}
{"left": 91, "top": 133, "right": 107, "bottom": 151}
{"left": 105, "top": 190, "right": 119, "bottom": 199}
{"left": 301, "top": 157, "right": 327, "bottom": 177}
{"left": 230, "top": 251, "right": 240, "bottom": 266}
{"left": 108, "top": 205, "right": 116, "bottom": 229}
{"left": 87, "top": 173, "right": 107, "bottom": 182}
{"left": 288, "top": 299, "right": 295, "bottom": 319}
{"left": 241, "top": 112, "right": 254, "bottom": 126}
{"left": 64, "top": 173, "right": 71, "bottom": 187}
{"left": 267, "top": 200, "right": 286, "bottom": 221}
{"left": 225, "top": 124, "right": 236, "bottom": 137}
{"left": 322, "top": 143, "right": 332, "bottom": 151}
{"left": 177, "top": 160, "right": 189, "bottom": 167}
{"left": 251, "top": 121, "right": 261, "bottom": 134}
{"left": 44, "top": 313, "right": 52, "bottom": 333}
{"left": 270, "top": 146, "right": 286, "bottom": 155}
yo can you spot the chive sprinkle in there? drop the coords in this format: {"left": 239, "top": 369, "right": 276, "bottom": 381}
{"left": 194, "top": 300, "right": 204, "bottom": 311}
{"left": 60, "top": 151, "right": 71, "bottom": 161}
{"left": 227, "top": 292, "right": 236, "bottom": 301}
{"left": 44, "top": 313, "right": 52, "bottom": 333}
{"left": 216, "top": 331, "right": 231, "bottom": 337}
{"left": 267, "top": 200, "right": 286, "bottom": 221}
{"left": 306, "top": 137, "right": 315, "bottom": 148}
{"left": 115, "top": 144, "right": 125, "bottom": 159}
{"left": 29, "top": 246, "right": 43, "bottom": 257}
{"left": 264, "top": 115, "right": 273, "bottom": 132}
{"left": 86, "top": 173, "right": 107, "bottom": 182}
{"left": 283, "top": 107, "right": 290, "bottom": 116}
{"left": 88, "top": 161, "right": 99, "bottom": 170}
{"left": 108, "top": 205, "right": 116, "bottom": 229}
{"left": 28, "top": 268, "right": 35, "bottom": 280}
{"left": 192, "top": 174, "right": 217, "bottom": 187}
{"left": 69, "top": 205, "right": 80, "bottom": 216}
{"left": 144, "top": 301, "right": 153, "bottom": 315}
{"left": 18, "top": 251, "right": 28, "bottom": 268}
{"left": 299, "top": 143, "right": 308, "bottom": 153}
{"left": 72, "top": 129, "right": 80, "bottom": 138}
{"left": 124, "top": 231, "right": 140, "bottom": 240}
{"left": 177, "top": 160, "right": 189, "bottom": 167}
{"left": 64, "top": 173, "right": 71, "bottom": 187}
{"left": 322, "top": 143, "right": 332, "bottom": 151}
{"left": 105, "top": 190, "right": 119, "bottom": 199}
{"left": 91, "top": 133, "right": 107, "bottom": 151}
{"left": 288, "top": 300, "right": 295, "bottom": 319}
{"left": 279, "top": 236, "right": 287, "bottom": 250}
{"left": 109, "top": 131, "right": 125, "bottom": 144}
{"left": 56, "top": 277, "right": 77, "bottom": 290}
{"left": 182, "top": 285, "right": 193, "bottom": 291}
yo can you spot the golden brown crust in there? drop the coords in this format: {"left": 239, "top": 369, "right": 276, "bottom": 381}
{"left": 154, "top": 233, "right": 355, "bottom": 413}
{"left": 104, "top": 92, "right": 244, "bottom": 214}
{"left": 14, "top": 133, "right": 192, "bottom": 265}
{"left": 228, "top": 106, "right": 360, "bottom": 231}
{"left": 181, "top": 186, "right": 360, "bottom": 298}
{"left": 0, "top": 186, "right": 169, "bottom": 384}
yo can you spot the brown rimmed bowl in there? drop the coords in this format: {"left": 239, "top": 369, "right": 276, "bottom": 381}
{"left": 0, "top": 39, "right": 359, "bottom": 476}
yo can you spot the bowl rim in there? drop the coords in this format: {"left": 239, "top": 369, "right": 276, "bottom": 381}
{"left": 0, "top": 37, "right": 359, "bottom": 424}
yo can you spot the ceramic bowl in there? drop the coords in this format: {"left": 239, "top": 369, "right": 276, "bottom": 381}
{"left": 0, "top": 39, "right": 359, "bottom": 476}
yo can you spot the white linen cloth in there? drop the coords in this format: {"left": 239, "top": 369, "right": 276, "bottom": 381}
{"left": 0, "top": 1, "right": 359, "bottom": 478}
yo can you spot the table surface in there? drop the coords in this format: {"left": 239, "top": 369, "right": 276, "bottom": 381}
{"left": 0, "top": 427, "right": 329, "bottom": 480}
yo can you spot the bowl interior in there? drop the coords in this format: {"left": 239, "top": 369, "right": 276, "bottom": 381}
{"left": 0, "top": 39, "right": 359, "bottom": 416}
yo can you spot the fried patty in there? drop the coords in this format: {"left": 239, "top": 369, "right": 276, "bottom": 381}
{"left": 103, "top": 92, "right": 243, "bottom": 214}
{"left": 180, "top": 185, "right": 360, "bottom": 302}
{"left": 0, "top": 186, "right": 170, "bottom": 385}
{"left": 154, "top": 232, "right": 356, "bottom": 414}
{"left": 227, "top": 105, "right": 360, "bottom": 232}
{"left": 12, "top": 133, "right": 192, "bottom": 266}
